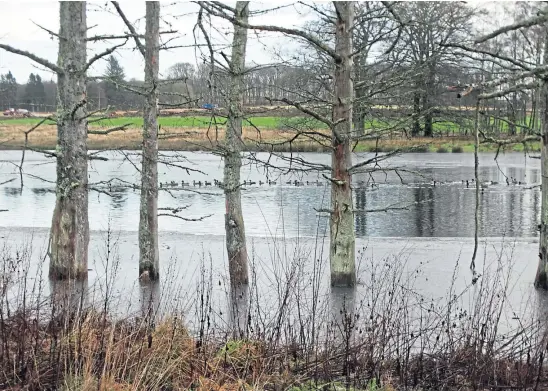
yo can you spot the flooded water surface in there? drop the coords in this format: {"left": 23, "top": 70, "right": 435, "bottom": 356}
{"left": 0, "top": 150, "right": 543, "bottom": 332}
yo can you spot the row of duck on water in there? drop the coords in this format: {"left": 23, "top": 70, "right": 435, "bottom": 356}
{"left": 159, "top": 179, "right": 327, "bottom": 188}
{"left": 429, "top": 177, "right": 529, "bottom": 188}
{"left": 158, "top": 176, "right": 531, "bottom": 189}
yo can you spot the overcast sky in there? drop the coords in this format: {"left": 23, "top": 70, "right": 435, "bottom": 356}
{"left": 0, "top": 1, "right": 504, "bottom": 84}
{"left": 0, "top": 1, "right": 311, "bottom": 83}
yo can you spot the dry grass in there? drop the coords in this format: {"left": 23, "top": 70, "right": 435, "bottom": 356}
{"left": 0, "top": 121, "right": 483, "bottom": 153}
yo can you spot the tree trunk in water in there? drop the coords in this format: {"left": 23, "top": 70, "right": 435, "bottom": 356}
{"left": 224, "top": 1, "right": 249, "bottom": 287}
{"left": 139, "top": 1, "right": 160, "bottom": 280}
{"left": 535, "top": 28, "right": 548, "bottom": 289}
{"left": 330, "top": 1, "right": 355, "bottom": 287}
{"left": 49, "top": 2, "right": 89, "bottom": 280}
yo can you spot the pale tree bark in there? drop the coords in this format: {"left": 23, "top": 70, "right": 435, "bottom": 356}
{"left": 224, "top": 1, "right": 249, "bottom": 287}
{"left": 49, "top": 2, "right": 89, "bottom": 279}
{"left": 534, "top": 27, "right": 548, "bottom": 289}
{"left": 139, "top": 1, "right": 160, "bottom": 280}
{"left": 330, "top": 1, "right": 355, "bottom": 287}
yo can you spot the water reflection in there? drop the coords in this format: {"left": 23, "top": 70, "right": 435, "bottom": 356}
{"left": 329, "top": 287, "right": 356, "bottom": 347}
{"left": 49, "top": 278, "right": 89, "bottom": 316}
{"left": 139, "top": 280, "right": 160, "bottom": 323}
{"left": 0, "top": 151, "right": 542, "bottom": 239}
{"left": 227, "top": 285, "right": 249, "bottom": 338}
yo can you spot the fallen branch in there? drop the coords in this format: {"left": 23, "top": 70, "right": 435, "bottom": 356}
{"left": 88, "top": 123, "right": 132, "bottom": 135}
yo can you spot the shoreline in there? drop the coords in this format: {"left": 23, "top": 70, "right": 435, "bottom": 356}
{"left": 0, "top": 122, "right": 540, "bottom": 153}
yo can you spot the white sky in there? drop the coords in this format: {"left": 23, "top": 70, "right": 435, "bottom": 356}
{"left": 0, "top": 1, "right": 310, "bottom": 83}
{"left": 0, "top": 1, "right": 506, "bottom": 84}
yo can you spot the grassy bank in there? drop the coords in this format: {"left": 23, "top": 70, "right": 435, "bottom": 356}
{"left": 0, "top": 116, "right": 540, "bottom": 153}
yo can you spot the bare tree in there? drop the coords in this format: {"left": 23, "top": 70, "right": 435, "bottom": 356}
{"left": 199, "top": 1, "right": 361, "bottom": 286}
{"left": 536, "top": 27, "right": 548, "bottom": 288}
{"left": 393, "top": 2, "right": 475, "bottom": 137}
{"left": 223, "top": 2, "right": 250, "bottom": 287}
{"left": 140, "top": 2, "right": 161, "bottom": 280}
{"left": 0, "top": 1, "right": 128, "bottom": 279}
{"left": 329, "top": 2, "right": 355, "bottom": 286}
{"left": 448, "top": 5, "right": 548, "bottom": 285}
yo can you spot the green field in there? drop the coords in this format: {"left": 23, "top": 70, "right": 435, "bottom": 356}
{"left": 0, "top": 116, "right": 329, "bottom": 129}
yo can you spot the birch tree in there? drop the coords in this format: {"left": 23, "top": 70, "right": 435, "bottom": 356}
{"left": 224, "top": 2, "right": 250, "bottom": 286}
{"left": 0, "top": 1, "right": 127, "bottom": 279}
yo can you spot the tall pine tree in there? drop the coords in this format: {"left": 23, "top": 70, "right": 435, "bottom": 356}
{"left": 104, "top": 55, "right": 126, "bottom": 110}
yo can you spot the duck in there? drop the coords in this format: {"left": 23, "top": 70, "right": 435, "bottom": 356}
{"left": 316, "top": 180, "right": 323, "bottom": 186}
{"left": 204, "top": 181, "right": 212, "bottom": 186}
{"left": 268, "top": 180, "right": 276, "bottom": 185}
{"left": 294, "top": 180, "right": 304, "bottom": 186}
{"left": 286, "top": 181, "right": 292, "bottom": 185}
{"left": 259, "top": 180, "right": 264, "bottom": 186}
{"left": 170, "top": 180, "right": 177, "bottom": 187}
{"left": 182, "top": 180, "right": 189, "bottom": 186}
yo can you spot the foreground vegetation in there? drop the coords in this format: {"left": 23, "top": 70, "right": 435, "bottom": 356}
{"left": 0, "top": 240, "right": 546, "bottom": 391}
{"left": 0, "top": 116, "right": 540, "bottom": 153}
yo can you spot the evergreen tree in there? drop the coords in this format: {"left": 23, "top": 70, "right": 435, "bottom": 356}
{"left": 0, "top": 71, "right": 17, "bottom": 108}
{"left": 104, "top": 55, "right": 126, "bottom": 110}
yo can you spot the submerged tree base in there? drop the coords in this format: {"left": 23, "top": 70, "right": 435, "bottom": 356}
{"left": 48, "top": 264, "right": 89, "bottom": 280}
{"left": 330, "top": 271, "right": 356, "bottom": 287}
{"left": 139, "top": 261, "right": 159, "bottom": 281}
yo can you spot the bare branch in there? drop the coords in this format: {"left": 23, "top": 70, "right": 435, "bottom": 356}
{"left": 158, "top": 213, "right": 212, "bottom": 221}
{"left": 84, "top": 39, "right": 128, "bottom": 72}
{"left": 88, "top": 123, "right": 132, "bottom": 135}
{"left": 479, "top": 81, "right": 540, "bottom": 100}
{"left": 0, "top": 44, "right": 63, "bottom": 74}
{"left": 475, "top": 11, "right": 548, "bottom": 44}
{"left": 32, "top": 21, "right": 62, "bottom": 40}
{"left": 442, "top": 42, "right": 534, "bottom": 71}
{"left": 111, "top": 1, "right": 146, "bottom": 56}
{"left": 86, "top": 30, "right": 177, "bottom": 42}
{"left": 0, "top": 178, "right": 16, "bottom": 186}
{"left": 197, "top": 1, "right": 340, "bottom": 60}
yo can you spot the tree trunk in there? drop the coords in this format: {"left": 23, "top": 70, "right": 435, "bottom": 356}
{"left": 224, "top": 1, "right": 249, "bottom": 287}
{"left": 49, "top": 2, "right": 89, "bottom": 280}
{"left": 139, "top": 1, "right": 160, "bottom": 280}
{"left": 330, "top": 1, "right": 355, "bottom": 287}
{"left": 353, "top": 52, "right": 365, "bottom": 136}
{"left": 423, "top": 68, "right": 434, "bottom": 137}
{"left": 412, "top": 90, "right": 421, "bottom": 137}
{"left": 535, "top": 28, "right": 548, "bottom": 289}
